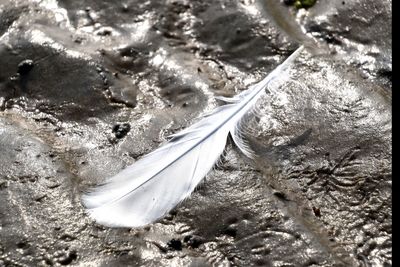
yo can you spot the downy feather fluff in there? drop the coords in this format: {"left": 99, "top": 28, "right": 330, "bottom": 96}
{"left": 82, "top": 46, "right": 303, "bottom": 228}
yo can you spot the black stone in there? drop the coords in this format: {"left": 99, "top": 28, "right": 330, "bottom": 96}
{"left": 17, "top": 59, "right": 34, "bottom": 75}
{"left": 112, "top": 123, "right": 131, "bottom": 139}
{"left": 183, "top": 235, "right": 203, "bottom": 249}
{"left": 58, "top": 251, "right": 77, "bottom": 265}
{"left": 167, "top": 239, "right": 182, "bottom": 251}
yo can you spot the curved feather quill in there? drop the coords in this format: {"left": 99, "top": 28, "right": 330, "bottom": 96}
{"left": 82, "top": 46, "right": 303, "bottom": 228}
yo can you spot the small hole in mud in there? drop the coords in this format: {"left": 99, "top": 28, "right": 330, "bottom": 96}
{"left": 312, "top": 206, "right": 321, "bottom": 217}
{"left": 167, "top": 239, "right": 182, "bottom": 251}
{"left": 222, "top": 227, "right": 237, "bottom": 238}
{"left": 16, "top": 241, "right": 28, "bottom": 249}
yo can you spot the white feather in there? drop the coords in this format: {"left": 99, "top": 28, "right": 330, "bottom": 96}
{"left": 81, "top": 46, "right": 303, "bottom": 228}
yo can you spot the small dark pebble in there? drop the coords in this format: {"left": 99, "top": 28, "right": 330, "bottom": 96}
{"left": 97, "top": 28, "right": 112, "bottom": 36}
{"left": 312, "top": 206, "right": 321, "bottom": 217}
{"left": 17, "top": 59, "right": 34, "bottom": 75}
{"left": 112, "top": 123, "right": 131, "bottom": 139}
{"left": 74, "top": 37, "right": 83, "bottom": 43}
{"left": 16, "top": 241, "right": 28, "bottom": 249}
{"left": 183, "top": 235, "right": 203, "bottom": 248}
{"left": 58, "top": 251, "right": 77, "bottom": 265}
{"left": 273, "top": 190, "right": 288, "bottom": 200}
{"left": 222, "top": 227, "right": 237, "bottom": 238}
{"left": 183, "top": 235, "right": 191, "bottom": 243}
{"left": 167, "top": 239, "right": 182, "bottom": 251}
{"left": 169, "top": 210, "right": 177, "bottom": 216}
{"left": 324, "top": 34, "right": 342, "bottom": 45}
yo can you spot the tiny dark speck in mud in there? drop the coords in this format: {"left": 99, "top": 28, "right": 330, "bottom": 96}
{"left": 183, "top": 235, "right": 203, "bottom": 249}
{"left": 283, "top": 0, "right": 296, "bottom": 5}
{"left": 112, "top": 123, "right": 131, "bottom": 138}
{"left": 273, "top": 190, "right": 288, "bottom": 200}
{"left": 58, "top": 251, "right": 77, "bottom": 265}
{"left": 74, "top": 37, "right": 83, "bottom": 43}
{"left": 167, "top": 239, "right": 182, "bottom": 251}
{"left": 17, "top": 59, "right": 34, "bottom": 75}
{"left": 312, "top": 206, "right": 321, "bottom": 217}
{"left": 222, "top": 226, "right": 237, "bottom": 238}
{"left": 16, "top": 241, "right": 29, "bottom": 249}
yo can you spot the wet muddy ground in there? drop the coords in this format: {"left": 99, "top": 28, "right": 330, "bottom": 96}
{"left": 0, "top": 0, "right": 391, "bottom": 266}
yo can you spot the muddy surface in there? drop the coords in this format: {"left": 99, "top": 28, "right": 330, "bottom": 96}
{"left": 0, "top": 0, "right": 391, "bottom": 266}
